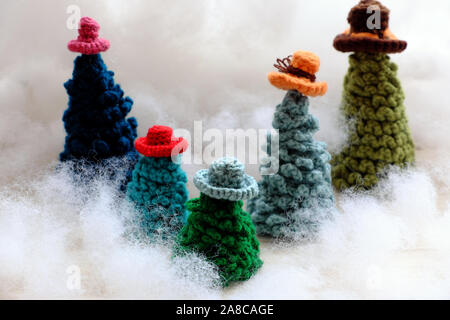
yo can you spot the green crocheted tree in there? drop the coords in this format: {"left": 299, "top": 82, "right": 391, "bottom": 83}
{"left": 175, "top": 194, "right": 262, "bottom": 287}
{"left": 174, "top": 157, "right": 262, "bottom": 287}
{"left": 331, "top": 52, "right": 415, "bottom": 190}
{"left": 248, "top": 90, "right": 336, "bottom": 239}
{"left": 331, "top": 0, "right": 415, "bottom": 190}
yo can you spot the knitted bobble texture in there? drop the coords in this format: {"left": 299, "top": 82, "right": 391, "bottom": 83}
{"left": 174, "top": 194, "right": 263, "bottom": 287}
{"left": 247, "top": 90, "right": 336, "bottom": 239}
{"left": 60, "top": 54, "right": 139, "bottom": 191}
{"left": 331, "top": 52, "right": 415, "bottom": 190}
{"left": 127, "top": 156, "right": 189, "bottom": 239}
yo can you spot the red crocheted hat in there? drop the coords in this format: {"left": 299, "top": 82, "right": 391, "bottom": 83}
{"left": 135, "top": 126, "right": 188, "bottom": 158}
{"left": 68, "top": 17, "right": 110, "bottom": 55}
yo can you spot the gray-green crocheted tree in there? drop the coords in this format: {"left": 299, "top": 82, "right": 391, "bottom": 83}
{"left": 248, "top": 89, "right": 336, "bottom": 239}
{"left": 248, "top": 51, "right": 337, "bottom": 240}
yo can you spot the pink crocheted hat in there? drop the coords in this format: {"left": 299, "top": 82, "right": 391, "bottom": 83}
{"left": 135, "top": 126, "right": 189, "bottom": 158}
{"left": 68, "top": 17, "right": 110, "bottom": 55}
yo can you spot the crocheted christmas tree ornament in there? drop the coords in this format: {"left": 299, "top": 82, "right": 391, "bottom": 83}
{"left": 127, "top": 126, "right": 189, "bottom": 239}
{"left": 60, "top": 17, "right": 139, "bottom": 191}
{"left": 331, "top": 1, "right": 415, "bottom": 191}
{"left": 174, "top": 158, "right": 262, "bottom": 287}
{"left": 248, "top": 51, "right": 336, "bottom": 240}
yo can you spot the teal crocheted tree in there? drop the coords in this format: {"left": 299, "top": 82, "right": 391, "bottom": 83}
{"left": 248, "top": 90, "right": 336, "bottom": 239}
{"left": 174, "top": 158, "right": 262, "bottom": 287}
{"left": 127, "top": 126, "right": 189, "bottom": 239}
{"left": 249, "top": 51, "right": 336, "bottom": 239}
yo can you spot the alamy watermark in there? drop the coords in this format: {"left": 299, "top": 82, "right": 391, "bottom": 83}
{"left": 66, "top": 3, "right": 384, "bottom": 32}
{"left": 66, "top": 5, "right": 81, "bottom": 30}
{"left": 66, "top": 265, "right": 82, "bottom": 291}
{"left": 172, "top": 121, "right": 280, "bottom": 175}
{"left": 367, "top": 4, "right": 382, "bottom": 30}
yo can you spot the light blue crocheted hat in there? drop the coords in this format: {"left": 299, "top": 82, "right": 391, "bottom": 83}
{"left": 193, "top": 157, "right": 259, "bottom": 201}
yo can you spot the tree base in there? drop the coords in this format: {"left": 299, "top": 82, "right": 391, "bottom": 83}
{"left": 175, "top": 194, "right": 262, "bottom": 287}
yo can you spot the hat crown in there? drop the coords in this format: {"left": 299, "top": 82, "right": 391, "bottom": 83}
{"left": 348, "top": 0, "right": 390, "bottom": 34}
{"left": 208, "top": 158, "right": 245, "bottom": 189}
{"left": 146, "top": 126, "right": 174, "bottom": 145}
{"left": 78, "top": 17, "right": 100, "bottom": 41}
{"left": 291, "top": 51, "right": 320, "bottom": 75}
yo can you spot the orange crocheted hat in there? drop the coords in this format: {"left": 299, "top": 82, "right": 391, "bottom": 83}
{"left": 268, "top": 51, "right": 328, "bottom": 97}
{"left": 135, "top": 126, "right": 188, "bottom": 158}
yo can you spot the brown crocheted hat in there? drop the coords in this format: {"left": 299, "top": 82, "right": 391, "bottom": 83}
{"left": 334, "top": 0, "right": 407, "bottom": 54}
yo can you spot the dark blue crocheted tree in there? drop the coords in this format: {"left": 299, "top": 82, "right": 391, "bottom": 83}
{"left": 248, "top": 90, "right": 336, "bottom": 239}
{"left": 60, "top": 53, "right": 139, "bottom": 190}
{"left": 127, "top": 156, "right": 189, "bottom": 240}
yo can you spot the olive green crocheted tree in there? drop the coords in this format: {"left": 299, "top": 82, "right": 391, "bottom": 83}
{"left": 175, "top": 194, "right": 262, "bottom": 287}
{"left": 331, "top": 52, "right": 415, "bottom": 190}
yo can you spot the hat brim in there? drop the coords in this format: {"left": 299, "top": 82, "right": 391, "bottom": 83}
{"left": 193, "top": 169, "right": 259, "bottom": 201}
{"left": 268, "top": 72, "right": 328, "bottom": 97}
{"left": 333, "top": 33, "right": 407, "bottom": 54}
{"left": 68, "top": 38, "right": 110, "bottom": 55}
{"left": 135, "top": 137, "right": 188, "bottom": 158}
